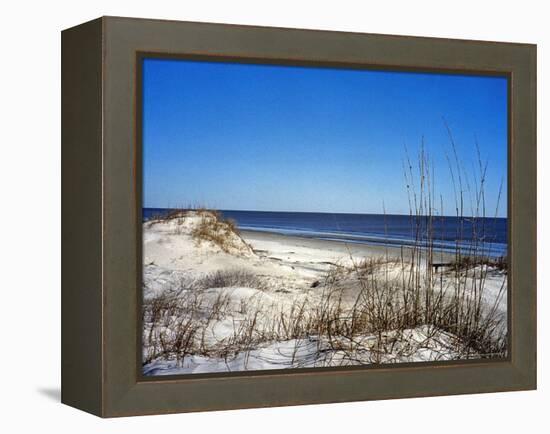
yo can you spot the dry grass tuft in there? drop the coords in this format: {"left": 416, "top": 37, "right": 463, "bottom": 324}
{"left": 448, "top": 255, "right": 507, "bottom": 273}
{"left": 191, "top": 211, "right": 247, "bottom": 253}
{"left": 195, "top": 269, "right": 268, "bottom": 291}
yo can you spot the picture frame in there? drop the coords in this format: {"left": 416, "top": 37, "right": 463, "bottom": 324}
{"left": 61, "top": 16, "right": 536, "bottom": 417}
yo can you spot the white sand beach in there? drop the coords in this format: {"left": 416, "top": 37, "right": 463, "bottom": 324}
{"left": 142, "top": 210, "right": 507, "bottom": 376}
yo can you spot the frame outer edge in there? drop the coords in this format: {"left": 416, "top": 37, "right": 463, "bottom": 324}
{"left": 523, "top": 43, "right": 537, "bottom": 388}
{"left": 61, "top": 17, "right": 104, "bottom": 416}
{"left": 508, "top": 43, "right": 537, "bottom": 390}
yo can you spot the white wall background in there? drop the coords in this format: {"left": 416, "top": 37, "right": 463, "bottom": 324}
{"left": 0, "top": 0, "right": 546, "bottom": 431}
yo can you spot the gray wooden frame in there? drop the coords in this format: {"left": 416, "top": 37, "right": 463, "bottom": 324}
{"left": 62, "top": 16, "right": 536, "bottom": 417}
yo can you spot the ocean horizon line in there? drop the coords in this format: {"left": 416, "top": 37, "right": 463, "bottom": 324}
{"left": 143, "top": 206, "right": 507, "bottom": 221}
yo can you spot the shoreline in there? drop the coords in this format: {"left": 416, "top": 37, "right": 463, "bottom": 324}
{"left": 241, "top": 229, "right": 460, "bottom": 264}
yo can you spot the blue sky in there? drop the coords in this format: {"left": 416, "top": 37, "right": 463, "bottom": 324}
{"left": 142, "top": 58, "right": 507, "bottom": 217}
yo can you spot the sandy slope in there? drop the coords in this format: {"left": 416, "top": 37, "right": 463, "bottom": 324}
{"left": 143, "top": 212, "right": 435, "bottom": 296}
{"left": 143, "top": 212, "right": 394, "bottom": 298}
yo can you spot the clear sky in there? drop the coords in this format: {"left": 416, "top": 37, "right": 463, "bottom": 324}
{"left": 142, "top": 58, "right": 507, "bottom": 217}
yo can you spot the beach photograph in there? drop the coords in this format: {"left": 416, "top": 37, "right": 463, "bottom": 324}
{"left": 140, "top": 58, "right": 508, "bottom": 376}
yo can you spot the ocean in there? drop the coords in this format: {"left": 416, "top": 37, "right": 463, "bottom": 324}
{"left": 143, "top": 208, "right": 507, "bottom": 257}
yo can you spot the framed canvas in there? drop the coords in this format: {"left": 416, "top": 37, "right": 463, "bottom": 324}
{"left": 61, "top": 16, "right": 536, "bottom": 417}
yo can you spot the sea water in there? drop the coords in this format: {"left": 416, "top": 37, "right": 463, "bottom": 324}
{"left": 143, "top": 208, "right": 507, "bottom": 257}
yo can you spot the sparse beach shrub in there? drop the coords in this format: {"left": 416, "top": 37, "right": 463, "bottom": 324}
{"left": 448, "top": 255, "right": 507, "bottom": 273}
{"left": 191, "top": 211, "right": 250, "bottom": 253}
{"left": 354, "top": 257, "right": 399, "bottom": 276}
{"left": 195, "top": 269, "right": 268, "bottom": 291}
{"left": 146, "top": 208, "right": 187, "bottom": 230}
